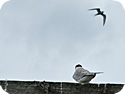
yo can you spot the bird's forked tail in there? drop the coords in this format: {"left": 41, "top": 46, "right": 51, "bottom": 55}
{"left": 94, "top": 72, "right": 103, "bottom": 74}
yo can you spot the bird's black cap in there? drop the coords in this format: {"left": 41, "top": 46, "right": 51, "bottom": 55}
{"left": 75, "top": 64, "right": 82, "bottom": 68}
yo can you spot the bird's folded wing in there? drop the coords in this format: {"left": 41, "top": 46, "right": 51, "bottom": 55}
{"left": 73, "top": 70, "right": 89, "bottom": 80}
{"left": 81, "top": 70, "right": 91, "bottom": 77}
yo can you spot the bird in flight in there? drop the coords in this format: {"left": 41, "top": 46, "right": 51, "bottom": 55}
{"left": 88, "top": 8, "right": 106, "bottom": 26}
{"left": 73, "top": 64, "right": 103, "bottom": 83}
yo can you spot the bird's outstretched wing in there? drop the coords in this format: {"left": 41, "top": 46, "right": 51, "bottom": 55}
{"left": 101, "top": 14, "right": 106, "bottom": 26}
{"left": 88, "top": 8, "right": 101, "bottom": 13}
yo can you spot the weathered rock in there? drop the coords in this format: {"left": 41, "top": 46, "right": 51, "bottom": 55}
{"left": 0, "top": 80, "right": 124, "bottom": 94}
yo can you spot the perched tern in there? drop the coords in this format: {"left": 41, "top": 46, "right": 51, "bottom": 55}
{"left": 73, "top": 64, "right": 103, "bottom": 83}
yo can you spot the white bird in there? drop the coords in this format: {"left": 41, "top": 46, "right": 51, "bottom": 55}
{"left": 114, "top": 0, "right": 125, "bottom": 10}
{"left": 0, "top": 0, "right": 9, "bottom": 10}
{"left": 0, "top": 86, "right": 9, "bottom": 94}
{"left": 73, "top": 64, "right": 103, "bottom": 83}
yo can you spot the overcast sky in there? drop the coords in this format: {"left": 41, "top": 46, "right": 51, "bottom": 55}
{"left": 0, "top": 0, "right": 125, "bottom": 83}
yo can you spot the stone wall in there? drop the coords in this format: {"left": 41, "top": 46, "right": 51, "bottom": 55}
{"left": 0, "top": 80, "right": 124, "bottom": 94}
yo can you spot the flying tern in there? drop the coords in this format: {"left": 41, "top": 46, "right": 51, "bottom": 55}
{"left": 88, "top": 8, "right": 106, "bottom": 26}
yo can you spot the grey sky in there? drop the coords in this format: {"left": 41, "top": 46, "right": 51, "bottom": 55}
{"left": 0, "top": 0, "right": 125, "bottom": 83}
